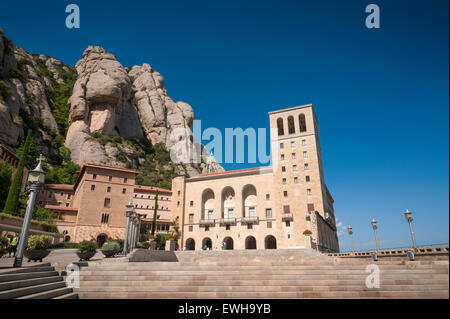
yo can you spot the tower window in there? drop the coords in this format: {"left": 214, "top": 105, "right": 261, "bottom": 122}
{"left": 108, "top": 176, "right": 112, "bottom": 182}
{"left": 280, "top": 143, "right": 284, "bottom": 149}
{"left": 266, "top": 208, "right": 272, "bottom": 218}
{"left": 294, "top": 177, "right": 299, "bottom": 184}
{"left": 299, "top": 114, "right": 307, "bottom": 132}
{"left": 281, "top": 154, "right": 285, "bottom": 161}
{"left": 107, "top": 186, "right": 111, "bottom": 192}
{"left": 292, "top": 153, "right": 296, "bottom": 159}
{"left": 290, "top": 141, "right": 295, "bottom": 148}
{"left": 303, "top": 151, "right": 308, "bottom": 158}
{"left": 307, "top": 189, "right": 312, "bottom": 196}
{"left": 288, "top": 116, "right": 295, "bottom": 134}
{"left": 304, "top": 163, "right": 309, "bottom": 170}
{"left": 306, "top": 176, "right": 310, "bottom": 182}
{"left": 266, "top": 194, "right": 270, "bottom": 200}
{"left": 283, "top": 191, "right": 288, "bottom": 197}
{"left": 282, "top": 178, "right": 287, "bottom": 185}
{"left": 293, "top": 165, "right": 298, "bottom": 171}
{"left": 104, "top": 198, "right": 111, "bottom": 208}
{"left": 281, "top": 166, "right": 286, "bottom": 172}
{"left": 277, "top": 118, "right": 285, "bottom": 136}
{"left": 302, "top": 139, "right": 306, "bottom": 146}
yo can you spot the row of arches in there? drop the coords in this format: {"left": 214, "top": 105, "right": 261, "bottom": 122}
{"left": 201, "top": 184, "right": 257, "bottom": 219}
{"left": 184, "top": 235, "right": 277, "bottom": 250}
{"left": 277, "top": 114, "right": 307, "bottom": 136}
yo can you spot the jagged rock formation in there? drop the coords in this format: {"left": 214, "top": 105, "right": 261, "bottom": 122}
{"left": 0, "top": 28, "right": 223, "bottom": 178}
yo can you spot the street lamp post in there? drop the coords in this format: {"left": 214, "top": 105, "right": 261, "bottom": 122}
{"left": 123, "top": 201, "right": 134, "bottom": 255}
{"left": 13, "top": 155, "right": 46, "bottom": 268}
{"left": 371, "top": 218, "right": 380, "bottom": 252}
{"left": 404, "top": 208, "right": 417, "bottom": 251}
{"left": 347, "top": 225, "right": 355, "bottom": 253}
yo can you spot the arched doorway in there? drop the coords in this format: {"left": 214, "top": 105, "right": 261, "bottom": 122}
{"left": 223, "top": 237, "right": 234, "bottom": 250}
{"left": 202, "top": 237, "right": 212, "bottom": 250}
{"left": 245, "top": 236, "right": 257, "bottom": 249}
{"left": 185, "top": 238, "right": 195, "bottom": 250}
{"left": 96, "top": 233, "right": 107, "bottom": 248}
{"left": 265, "top": 235, "right": 277, "bottom": 249}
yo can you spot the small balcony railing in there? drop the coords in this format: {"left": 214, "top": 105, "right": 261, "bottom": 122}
{"left": 218, "top": 217, "right": 236, "bottom": 225}
{"left": 281, "top": 213, "right": 293, "bottom": 221}
{"left": 199, "top": 219, "right": 215, "bottom": 226}
{"left": 241, "top": 216, "right": 259, "bottom": 224}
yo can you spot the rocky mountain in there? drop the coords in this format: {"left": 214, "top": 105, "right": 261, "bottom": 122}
{"left": 0, "top": 28, "right": 223, "bottom": 186}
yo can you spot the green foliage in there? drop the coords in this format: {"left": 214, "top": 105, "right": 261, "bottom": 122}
{"left": 112, "top": 238, "right": 124, "bottom": 249}
{"left": 0, "top": 161, "right": 12, "bottom": 209}
{"left": 16, "top": 132, "right": 40, "bottom": 168}
{"left": 8, "top": 67, "right": 25, "bottom": 82}
{"left": 33, "top": 205, "right": 55, "bottom": 221}
{"left": 77, "top": 240, "right": 97, "bottom": 253}
{"left": 17, "top": 58, "right": 33, "bottom": 70}
{"left": 59, "top": 146, "right": 71, "bottom": 162}
{"left": 323, "top": 245, "right": 331, "bottom": 254}
{"left": 63, "top": 242, "right": 80, "bottom": 249}
{"left": 0, "top": 236, "right": 8, "bottom": 248}
{"left": 3, "top": 130, "right": 32, "bottom": 215}
{"left": 155, "top": 233, "right": 168, "bottom": 250}
{"left": 45, "top": 161, "right": 80, "bottom": 185}
{"left": 0, "top": 80, "right": 11, "bottom": 101}
{"left": 137, "top": 241, "right": 150, "bottom": 249}
{"left": 151, "top": 191, "right": 158, "bottom": 236}
{"left": 101, "top": 241, "right": 120, "bottom": 251}
{"left": 27, "top": 235, "right": 53, "bottom": 250}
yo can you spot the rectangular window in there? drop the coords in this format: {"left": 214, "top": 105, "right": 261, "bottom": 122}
{"left": 293, "top": 165, "right": 298, "bottom": 171}
{"left": 280, "top": 143, "right": 284, "bottom": 149}
{"left": 248, "top": 207, "right": 256, "bottom": 216}
{"left": 189, "top": 225, "right": 193, "bottom": 232}
{"left": 283, "top": 205, "right": 290, "bottom": 213}
{"left": 306, "top": 176, "right": 310, "bottom": 182}
{"left": 122, "top": 188, "right": 126, "bottom": 194}
{"left": 266, "top": 194, "right": 270, "bottom": 200}
{"left": 266, "top": 208, "right": 272, "bottom": 218}
{"left": 267, "top": 221, "right": 272, "bottom": 228}
{"left": 302, "top": 139, "right": 306, "bottom": 146}
{"left": 190, "top": 201, "right": 194, "bottom": 206}
{"left": 304, "top": 163, "right": 309, "bottom": 170}
{"left": 307, "top": 188, "right": 312, "bottom": 195}
{"left": 281, "top": 154, "right": 285, "bottom": 161}
{"left": 48, "top": 192, "right": 53, "bottom": 198}
{"left": 281, "top": 166, "right": 286, "bottom": 172}
{"left": 294, "top": 177, "right": 299, "bottom": 184}
{"left": 307, "top": 203, "right": 315, "bottom": 212}
{"left": 93, "top": 174, "right": 97, "bottom": 180}
{"left": 290, "top": 141, "right": 295, "bottom": 148}
{"left": 108, "top": 176, "right": 112, "bottom": 182}
{"left": 58, "top": 202, "right": 62, "bottom": 206}
{"left": 225, "top": 208, "right": 234, "bottom": 219}
{"left": 303, "top": 151, "right": 308, "bottom": 158}
{"left": 60, "top": 192, "right": 64, "bottom": 196}
{"left": 177, "top": 201, "right": 180, "bottom": 206}
{"left": 292, "top": 153, "right": 296, "bottom": 159}
{"left": 226, "top": 225, "right": 231, "bottom": 230}
{"left": 91, "top": 185, "right": 95, "bottom": 191}
{"left": 66, "top": 203, "right": 70, "bottom": 207}
{"left": 67, "top": 194, "right": 71, "bottom": 199}
{"left": 104, "top": 198, "right": 111, "bottom": 208}
{"left": 208, "top": 210, "right": 214, "bottom": 220}
{"left": 285, "top": 221, "right": 290, "bottom": 227}
{"left": 247, "top": 224, "right": 253, "bottom": 229}
{"left": 107, "top": 186, "right": 111, "bottom": 192}
{"left": 282, "top": 178, "right": 287, "bottom": 185}
{"left": 189, "top": 214, "right": 194, "bottom": 224}
{"left": 124, "top": 177, "right": 128, "bottom": 183}
{"left": 283, "top": 191, "right": 288, "bottom": 197}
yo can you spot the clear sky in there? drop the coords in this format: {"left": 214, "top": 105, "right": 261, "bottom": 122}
{"left": 1, "top": 0, "right": 448, "bottom": 251}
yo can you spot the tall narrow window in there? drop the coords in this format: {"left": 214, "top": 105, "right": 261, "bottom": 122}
{"left": 288, "top": 116, "right": 295, "bottom": 134}
{"left": 277, "top": 118, "right": 284, "bottom": 136}
{"left": 107, "top": 186, "right": 111, "bottom": 193}
{"left": 108, "top": 176, "right": 112, "bottom": 182}
{"left": 104, "top": 198, "right": 111, "bottom": 208}
{"left": 266, "top": 208, "right": 272, "bottom": 218}
{"left": 299, "top": 114, "right": 307, "bottom": 132}
{"left": 189, "top": 214, "right": 194, "bottom": 224}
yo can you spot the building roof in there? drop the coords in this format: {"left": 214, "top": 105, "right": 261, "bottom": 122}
{"left": 267, "top": 103, "right": 313, "bottom": 115}
{"left": 44, "top": 184, "right": 74, "bottom": 191}
{"left": 134, "top": 185, "right": 172, "bottom": 194}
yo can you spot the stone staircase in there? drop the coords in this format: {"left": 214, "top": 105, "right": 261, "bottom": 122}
{"left": 0, "top": 263, "right": 78, "bottom": 299}
{"left": 75, "top": 249, "right": 449, "bottom": 299}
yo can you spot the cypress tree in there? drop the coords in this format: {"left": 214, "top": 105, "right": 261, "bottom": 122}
{"left": 3, "top": 130, "right": 32, "bottom": 215}
{"left": 151, "top": 190, "right": 159, "bottom": 236}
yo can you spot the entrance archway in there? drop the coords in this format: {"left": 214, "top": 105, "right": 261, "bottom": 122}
{"left": 185, "top": 238, "right": 195, "bottom": 250}
{"left": 265, "top": 235, "right": 277, "bottom": 249}
{"left": 202, "top": 237, "right": 212, "bottom": 250}
{"left": 245, "top": 236, "right": 257, "bottom": 249}
{"left": 223, "top": 237, "right": 234, "bottom": 250}
{"left": 96, "top": 233, "right": 108, "bottom": 248}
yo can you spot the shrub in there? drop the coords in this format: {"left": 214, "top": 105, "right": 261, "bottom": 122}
{"left": 0, "top": 235, "right": 8, "bottom": 248}
{"left": 137, "top": 241, "right": 150, "bottom": 249}
{"left": 0, "top": 80, "right": 11, "bottom": 101}
{"left": 27, "top": 235, "right": 53, "bottom": 250}
{"left": 77, "top": 241, "right": 97, "bottom": 253}
{"left": 101, "top": 241, "right": 120, "bottom": 251}
{"left": 112, "top": 238, "right": 124, "bottom": 249}
{"left": 303, "top": 229, "right": 312, "bottom": 236}
{"left": 63, "top": 242, "right": 80, "bottom": 249}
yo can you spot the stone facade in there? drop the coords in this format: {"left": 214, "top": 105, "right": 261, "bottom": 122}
{"left": 172, "top": 104, "right": 339, "bottom": 252}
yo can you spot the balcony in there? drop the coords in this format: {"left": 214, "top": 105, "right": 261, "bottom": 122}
{"left": 241, "top": 216, "right": 259, "bottom": 224}
{"left": 199, "top": 219, "right": 215, "bottom": 227}
{"left": 281, "top": 213, "right": 293, "bottom": 221}
{"left": 218, "top": 217, "right": 236, "bottom": 225}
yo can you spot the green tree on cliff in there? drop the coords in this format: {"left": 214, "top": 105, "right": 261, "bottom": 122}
{"left": 0, "top": 161, "right": 12, "bottom": 209}
{"left": 3, "top": 130, "right": 32, "bottom": 215}
{"left": 151, "top": 190, "right": 159, "bottom": 237}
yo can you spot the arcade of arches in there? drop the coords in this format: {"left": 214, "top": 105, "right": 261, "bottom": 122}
{"left": 185, "top": 235, "right": 277, "bottom": 250}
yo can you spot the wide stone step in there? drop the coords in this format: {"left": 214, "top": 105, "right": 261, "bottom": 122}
{"left": 0, "top": 281, "right": 67, "bottom": 299}
{"left": 78, "top": 278, "right": 449, "bottom": 287}
{"left": 18, "top": 286, "right": 73, "bottom": 299}
{"left": 0, "top": 264, "right": 53, "bottom": 275}
{"left": 0, "top": 271, "right": 59, "bottom": 283}
{"left": 78, "top": 273, "right": 449, "bottom": 281}
{"left": 76, "top": 290, "right": 449, "bottom": 299}
{"left": 0, "top": 276, "right": 62, "bottom": 291}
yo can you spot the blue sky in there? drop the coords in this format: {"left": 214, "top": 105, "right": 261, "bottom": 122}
{"left": 1, "top": 0, "right": 448, "bottom": 251}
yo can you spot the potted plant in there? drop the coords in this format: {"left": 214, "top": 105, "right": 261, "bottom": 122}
{"left": 303, "top": 229, "right": 312, "bottom": 236}
{"left": 101, "top": 240, "right": 120, "bottom": 258}
{"left": 24, "top": 235, "right": 52, "bottom": 262}
{"left": 76, "top": 241, "right": 97, "bottom": 261}
{"left": 0, "top": 236, "right": 8, "bottom": 257}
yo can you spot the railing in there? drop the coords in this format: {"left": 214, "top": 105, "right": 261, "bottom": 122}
{"left": 199, "top": 219, "right": 215, "bottom": 226}
{"left": 281, "top": 213, "right": 293, "bottom": 221}
{"left": 218, "top": 217, "right": 236, "bottom": 225}
{"left": 241, "top": 216, "right": 259, "bottom": 224}
{"left": 328, "top": 244, "right": 449, "bottom": 257}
